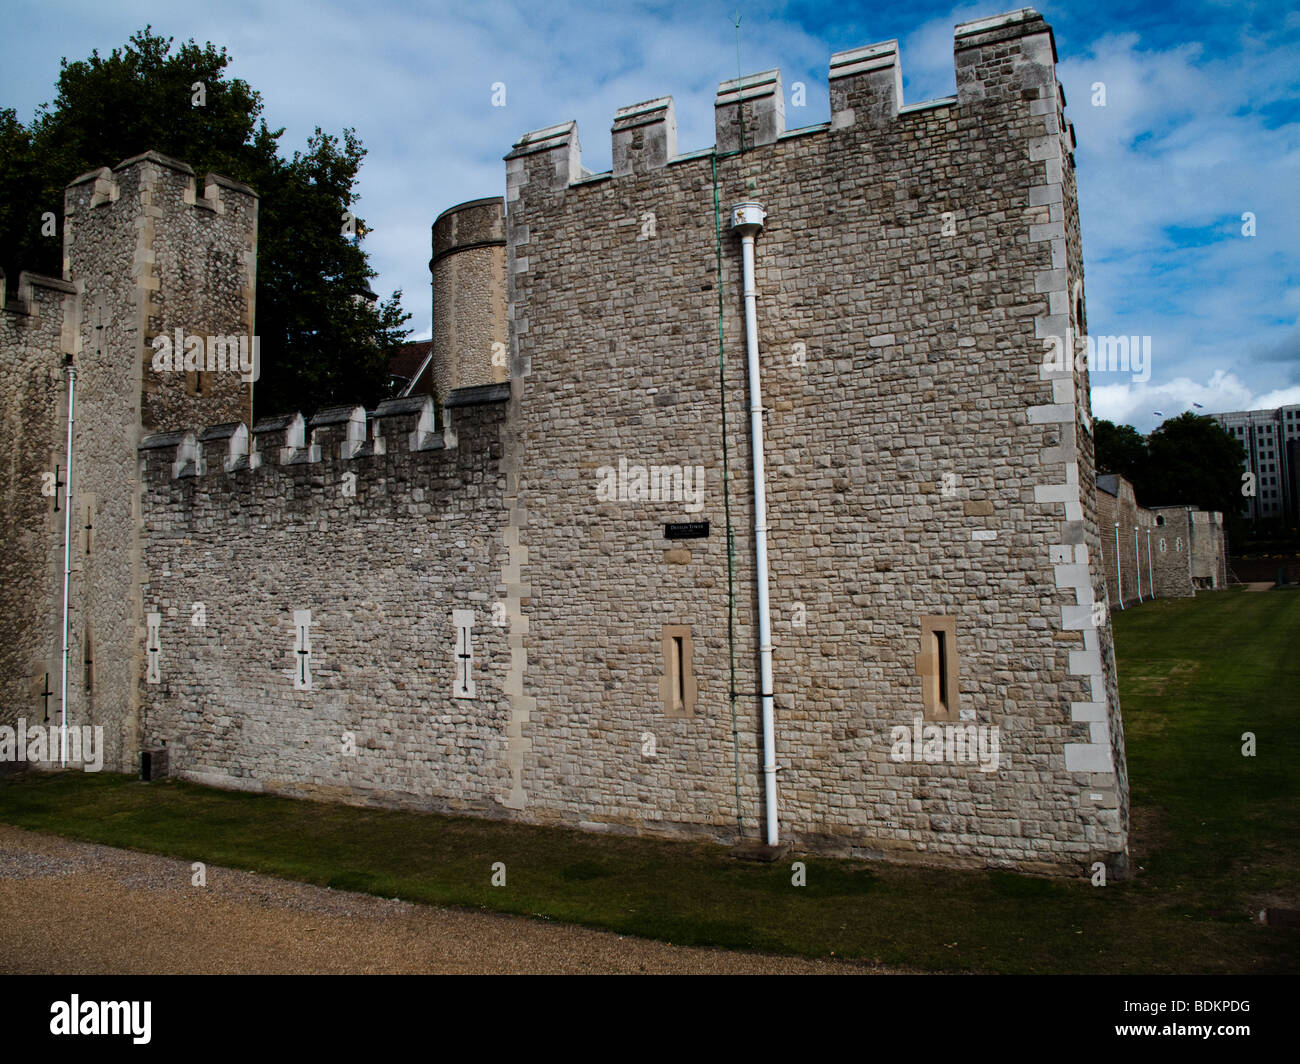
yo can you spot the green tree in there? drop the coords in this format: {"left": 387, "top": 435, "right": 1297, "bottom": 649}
{"left": 1094, "top": 419, "right": 1148, "bottom": 486}
{"left": 250, "top": 127, "right": 412, "bottom": 412}
{"left": 1143, "top": 413, "right": 1248, "bottom": 516}
{"left": 0, "top": 28, "right": 409, "bottom": 416}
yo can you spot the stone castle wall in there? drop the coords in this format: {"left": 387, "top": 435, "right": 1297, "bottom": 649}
{"left": 1095, "top": 475, "right": 1225, "bottom": 606}
{"left": 1059, "top": 83, "right": 1129, "bottom": 850}
{"left": 0, "top": 272, "right": 78, "bottom": 746}
{"left": 1190, "top": 510, "right": 1228, "bottom": 588}
{"left": 136, "top": 390, "right": 516, "bottom": 808}
{"left": 0, "top": 152, "right": 257, "bottom": 770}
{"left": 4, "top": 9, "right": 1132, "bottom": 875}
{"left": 498, "top": 8, "right": 1126, "bottom": 871}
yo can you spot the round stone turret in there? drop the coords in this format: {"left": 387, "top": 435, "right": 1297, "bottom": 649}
{"left": 430, "top": 197, "right": 507, "bottom": 401}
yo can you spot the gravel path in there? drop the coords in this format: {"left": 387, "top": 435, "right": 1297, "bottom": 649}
{"left": 0, "top": 825, "right": 878, "bottom": 974}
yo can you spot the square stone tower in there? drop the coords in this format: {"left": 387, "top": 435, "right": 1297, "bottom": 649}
{"left": 0, "top": 151, "right": 257, "bottom": 771}
{"left": 500, "top": 8, "right": 1127, "bottom": 874}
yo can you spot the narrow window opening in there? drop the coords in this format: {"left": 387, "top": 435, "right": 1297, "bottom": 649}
{"left": 39, "top": 670, "right": 53, "bottom": 723}
{"left": 661, "top": 625, "right": 696, "bottom": 718}
{"left": 934, "top": 630, "right": 948, "bottom": 714}
{"left": 79, "top": 494, "right": 96, "bottom": 558}
{"left": 672, "top": 636, "right": 685, "bottom": 713}
{"left": 145, "top": 612, "right": 162, "bottom": 685}
{"left": 916, "top": 616, "right": 959, "bottom": 721}
{"left": 293, "top": 609, "right": 313, "bottom": 692}
{"left": 451, "top": 609, "right": 475, "bottom": 699}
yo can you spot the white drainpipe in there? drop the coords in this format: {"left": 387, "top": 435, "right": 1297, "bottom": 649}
{"left": 730, "top": 201, "right": 779, "bottom": 847}
{"left": 1134, "top": 526, "right": 1143, "bottom": 604}
{"left": 59, "top": 361, "right": 76, "bottom": 765}
{"left": 1146, "top": 529, "right": 1155, "bottom": 599}
{"left": 1114, "top": 522, "right": 1123, "bottom": 609}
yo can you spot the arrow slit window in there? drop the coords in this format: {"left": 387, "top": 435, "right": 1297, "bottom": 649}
{"left": 145, "top": 612, "right": 162, "bottom": 685}
{"left": 453, "top": 609, "right": 476, "bottom": 699}
{"left": 293, "top": 609, "right": 312, "bottom": 691}
{"left": 661, "top": 625, "right": 695, "bottom": 718}
{"left": 917, "top": 616, "right": 959, "bottom": 721}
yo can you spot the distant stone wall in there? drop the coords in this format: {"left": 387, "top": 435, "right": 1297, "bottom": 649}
{"left": 1096, "top": 476, "right": 1223, "bottom": 607}
{"left": 1147, "top": 507, "right": 1195, "bottom": 598}
{"left": 1097, "top": 478, "right": 1145, "bottom": 606}
{"left": 1190, "top": 510, "right": 1227, "bottom": 588}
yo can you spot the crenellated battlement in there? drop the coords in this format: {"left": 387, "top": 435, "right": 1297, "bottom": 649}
{"left": 137, "top": 383, "right": 511, "bottom": 487}
{"left": 506, "top": 7, "right": 1070, "bottom": 187}
{"left": 59, "top": 149, "right": 260, "bottom": 434}
{"left": 611, "top": 97, "right": 677, "bottom": 176}
{"left": 0, "top": 269, "right": 79, "bottom": 323}
{"left": 0, "top": 269, "right": 80, "bottom": 370}
{"left": 64, "top": 150, "right": 258, "bottom": 217}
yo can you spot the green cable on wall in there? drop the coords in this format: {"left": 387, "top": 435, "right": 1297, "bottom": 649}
{"left": 712, "top": 149, "right": 746, "bottom": 839}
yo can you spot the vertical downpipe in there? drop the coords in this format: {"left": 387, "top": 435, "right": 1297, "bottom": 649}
{"left": 1146, "top": 529, "right": 1155, "bottom": 599}
{"left": 59, "top": 360, "right": 76, "bottom": 765}
{"left": 1114, "top": 522, "right": 1123, "bottom": 609}
{"left": 1134, "top": 527, "right": 1143, "bottom": 604}
{"left": 730, "top": 201, "right": 779, "bottom": 847}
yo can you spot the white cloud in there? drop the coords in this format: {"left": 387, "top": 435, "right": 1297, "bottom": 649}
{"left": 1253, "top": 385, "right": 1300, "bottom": 409}
{"left": 1059, "top": 20, "right": 1299, "bottom": 420}
{"left": 2, "top": 1, "right": 1296, "bottom": 400}
{"left": 1091, "top": 368, "right": 1300, "bottom": 430}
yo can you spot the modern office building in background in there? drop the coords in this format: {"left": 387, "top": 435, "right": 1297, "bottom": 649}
{"left": 1210, "top": 405, "right": 1300, "bottom": 525}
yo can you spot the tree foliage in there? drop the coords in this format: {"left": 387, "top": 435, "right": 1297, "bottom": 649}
{"left": 1144, "top": 412, "right": 1248, "bottom": 517}
{"left": 1094, "top": 419, "right": 1148, "bottom": 486}
{"left": 0, "top": 28, "right": 409, "bottom": 416}
{"left": 1095, "top": 414, "right": 1247, "bottom": 518}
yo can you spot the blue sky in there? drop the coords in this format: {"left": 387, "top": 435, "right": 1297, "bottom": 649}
{"left": 3, "top": 0, "right": 1297, "bottom": 431}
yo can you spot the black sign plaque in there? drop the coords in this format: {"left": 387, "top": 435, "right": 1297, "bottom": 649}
{"left": 665, "top": 521, "right": 710, "bottom": 540}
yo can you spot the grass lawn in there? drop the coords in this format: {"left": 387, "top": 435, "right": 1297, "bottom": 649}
{"left": 1, "top": 589, "right": 1296, "bottom": 973}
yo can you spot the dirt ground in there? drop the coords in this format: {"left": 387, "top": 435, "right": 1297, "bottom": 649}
{"left": 0, "top": 824, "right": 876, "bottom": 975}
